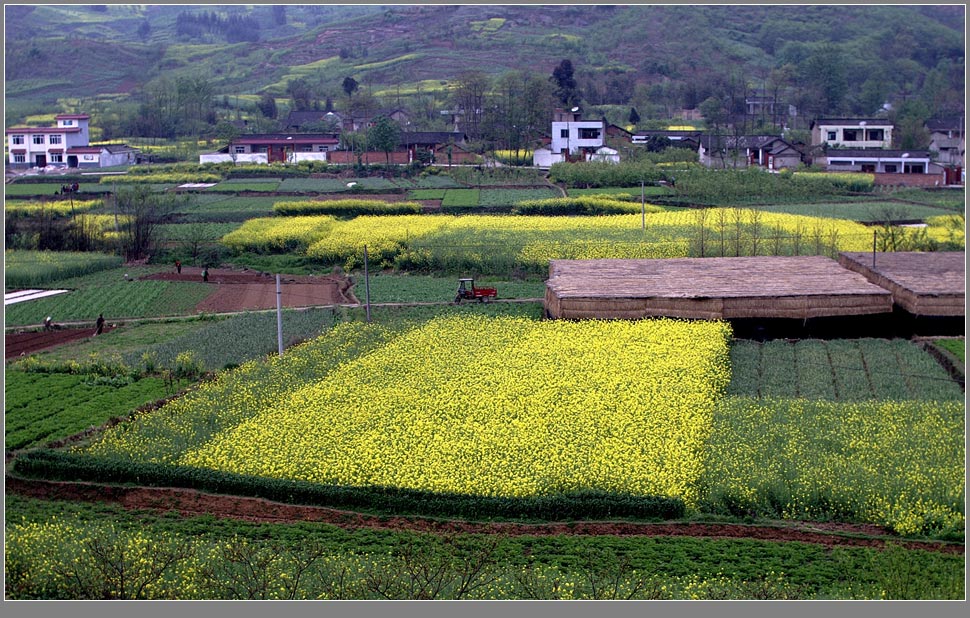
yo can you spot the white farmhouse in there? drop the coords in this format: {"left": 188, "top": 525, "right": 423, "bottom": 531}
{"left": 6, "top": 113, "right": 139, "bottom": 169}
{"left": 535, "top": 107, "right": 616, "bottom": 167}
{"left": 810, "top": 118, "right": 894, "bottom": 149}
{"left": 550, "top": 107, "right": 605, "bottom": 158}
{"left": 6, "top": 114, "right": 90, "bottom": 168}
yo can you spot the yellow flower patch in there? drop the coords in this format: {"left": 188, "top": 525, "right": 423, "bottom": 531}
{"left": 180, "top": 316, "right": 732, "bottom": 504}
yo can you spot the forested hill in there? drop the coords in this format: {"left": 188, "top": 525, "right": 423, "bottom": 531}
{"left": 4, "top": 4, "right": 964, "bottom": 131}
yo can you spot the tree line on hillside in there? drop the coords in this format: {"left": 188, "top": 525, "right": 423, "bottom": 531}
{"left": 92, "top": 46, "right": 956, "bottom": 161}
{"left": 175, "top": 11, "right": 261, "bottom": 43}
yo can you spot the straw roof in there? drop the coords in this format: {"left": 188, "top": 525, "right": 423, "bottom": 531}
{"left": 545, "top": 256, "right": 894, "bottom": 320}
{"left": 838, "top": 251, "right": 965, "bottom": 316}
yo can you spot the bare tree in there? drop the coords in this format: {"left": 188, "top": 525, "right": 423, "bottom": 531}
{"left": 113, "top": 186, "right": 184, "bottom": 261}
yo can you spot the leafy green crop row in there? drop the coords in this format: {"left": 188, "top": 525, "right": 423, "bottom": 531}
{"left": 6, "top": 494, "right": 963, "bottom": 599}
{"left": 122, "top": 308, "right": 337, "bottom": 371}
{"left": 5, "top": 371, "right": 184, "bottom": 450}
{"left": 5, "top": 251, "right": 123, "bottom": 289}
{"left": 14, "top": 450, "right": 685, "bottom": 524}
{"left": 727, "top": 339, "right": 964, "bottom": 401}
{"left": 273, "top": 199, "right": 422, "bottom": 217}
{"left": 3, "top": 278, "right": 213, "bottom": 327}
{"left": 511, "top": 196, "right": 659, "bottom": 216}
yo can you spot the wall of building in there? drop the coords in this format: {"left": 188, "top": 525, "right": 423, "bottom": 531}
{"left": 199, "top": 153, "right": 268, "bottom": 164}
{"left": 873, "top": 172, "right": 946, "bottom": 187}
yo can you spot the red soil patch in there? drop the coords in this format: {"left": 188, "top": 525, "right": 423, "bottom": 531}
{"left": 5, "top": 477, "right": 962, "bottom": 555}
{"left": 141, "top": 267, "right": 355, "bottom": 312}
{"left": 5, "top": 326, "right": 114, "bottom": 359}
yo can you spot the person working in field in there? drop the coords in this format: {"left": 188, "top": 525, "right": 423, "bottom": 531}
{"left": 202, "top": 266, "right": 209, "bottom": 282}
{"left": 43, "top": 316, "right": 54, "bottom": 331}
{"left": 94, "top": 313, "right": 105, "bottom": 336}
{"left": 175, "top": 259, "right": 182, "bottom": 274}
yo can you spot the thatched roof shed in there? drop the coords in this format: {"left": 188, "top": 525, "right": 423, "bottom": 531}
{"left": 544, "top": 257, "right": 894, "bottom": 320}
{"left": 838, "top": 251, "right": 965, "bottom": 317}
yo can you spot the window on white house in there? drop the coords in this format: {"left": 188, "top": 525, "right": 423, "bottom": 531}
{"left": 827, "top": 131, "right": 837, "bottom": 141}
{"left": 904, "top": 163, "right": 925, "bottom": 174}
{"left": 843, "top": 129, "right": 860, "bottom": 141}
{"left": 12, "top": 135, "right": 24, "bottom": 145}
{"left": 865, "top": 129, "right": 884, "bottom": 141}
{"left": 579, "top": 128, "right": 600, "bottom": 139}
{"left": 234, "top": 146, "right": 246, "bottom": 154}
{"left": 830, "top": 160, "right": 852, "bottom": 166}
{"left": 560, "top": 129, "right": 569, "bottom": 138}
{"left": 49, "top": 153, "right": 63, "bottom": 163}
{"left": 62, "top": 120, "right": 74, "bottom": 126}
{"left": 13, "top": 154, "right": 25, "bottom": 163}
{"left": 49, "top": 135, "right": 62, "bottom": 144}
{"left": 884, "top": 164, "right": 898, "bottom": 173}
{"left": 33, "top": 135, "right": 45, "bottom": 145}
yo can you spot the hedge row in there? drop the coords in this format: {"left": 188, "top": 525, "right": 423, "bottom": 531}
{"left": 13, "top": 450, "right": 686, "bottom": 522}
{"left": 548, "top": 160, "right": 668, "bottom": 188}
{"left": 273, "top": 199, "right": 422, "bottom": 217}
{"left": 100, "top": 173, "right": 223, "bottom": 185}
{"left": 511, "top": 196, "right": 659, "bottom": 216}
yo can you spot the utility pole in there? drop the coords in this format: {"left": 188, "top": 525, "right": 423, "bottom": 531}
{"left": 363, "top": 245, "right": 371, "bottom": 323}
{"left": 641, "top": 180, "right": 646, "bottom": 231}
{"left": 276, "top": 274, "right": 284, "bottom": 356}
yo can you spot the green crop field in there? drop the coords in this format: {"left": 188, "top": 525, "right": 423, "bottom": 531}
{"left": 206, "top": 180, "right": 281, "bottom": 193}
{"left": 3, "top": 183, "right": 110, "bottom": 197}
{"left": 157, "top": 223, "right": 242, "bottom": 242}
{"left": 5, "top": 370, "right": 187, "bottom": 451}
{"left": 727, "top": 339, "right": 964, "bottom": 401}
{"left": 123, "top": 308, "right": 337, "bottom": 372}
{"left": 749, "top": 201, "right": 962, "bottom": 223}
{"left": 440, "top": 189, "right": 481, "bottom": 208}
{"left": 277, "top": 178, "right": 352, "bottom": 193}
{"left": 4, "top": 268, "right": 213, "bottom": 327}
{"left": 408, "top": 189, "right": 447, "bottom": 200}
{"left": 173, "top": 195, "right": 279, "bottom": 222}
{"left": 479, "top": 188, "right": 559, "bottom": 206}
{"left": 360, "top": 273, "right": 545, "bottom": 303}
{"left": 410, "top": 175, "right": 461, "bottom": 189}
{"left": 567, "top": 186, "right": 673, "bottom": 197}
{"left": 934, "top": 338, "right": 965, "bottom": 363}
{"left": 6, "top": 494, "right": 963, "bottom": 599}
{"left": 26, "top": 319, "right": 215, "bottom": 364}
{"left": 5, "top": 251, "right": 124, "bottom": 289}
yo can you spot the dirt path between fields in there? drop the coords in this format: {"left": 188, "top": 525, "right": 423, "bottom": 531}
{"left": 5, "top": 477, "right": 961, "bottom": 555}
{"left": 145, "top": 267, "right": 355, "bottom": 312}
{"left": 5, "top": 326, "right": 116, "bottom": 359}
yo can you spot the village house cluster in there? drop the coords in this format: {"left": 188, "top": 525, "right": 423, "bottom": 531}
{"left": 6, "top": 107, "right": 964, "bottom": 186}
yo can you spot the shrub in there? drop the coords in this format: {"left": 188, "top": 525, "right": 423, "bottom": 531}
{"left": 12, "top": 451, "right": 686, "bottom": 522}
{"left": 273, "top": 199, "right": 422, "bottom": 217}
{"left": 512, "top": 196, "right": 660, "bottom": 216}
{"left": 549, "top": 160, "right": 666, "bottom": 188}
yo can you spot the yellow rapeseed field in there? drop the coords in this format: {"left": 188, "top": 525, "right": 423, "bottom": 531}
{"left": 222, "top": 209, "right": 874, "bottom": 268}
{"left": 180, "top": 316, "right": 732, "bottom": 504}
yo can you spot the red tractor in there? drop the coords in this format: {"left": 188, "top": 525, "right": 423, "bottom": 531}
{"left": 454, "top": 278, "right": 497, "bottom": 304}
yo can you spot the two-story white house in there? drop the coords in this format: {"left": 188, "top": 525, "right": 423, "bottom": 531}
{"left": 551, "top": 107, "right": 605, "bottom": 157}
{"left": 6, "top": 114, "right": 91, "bottom": 168}
{"left": 534, "top": 107, "right": 616, "bottom": 167}
{"left": 810, "top": 118, "right": 894, "bottom": 149}
{"left": 6, "top": 113, "right": 139, "bottom": 169}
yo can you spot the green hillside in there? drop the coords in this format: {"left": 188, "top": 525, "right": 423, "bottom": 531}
{"left": 4, "top": 5, "right": 964, "bottom": 137}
